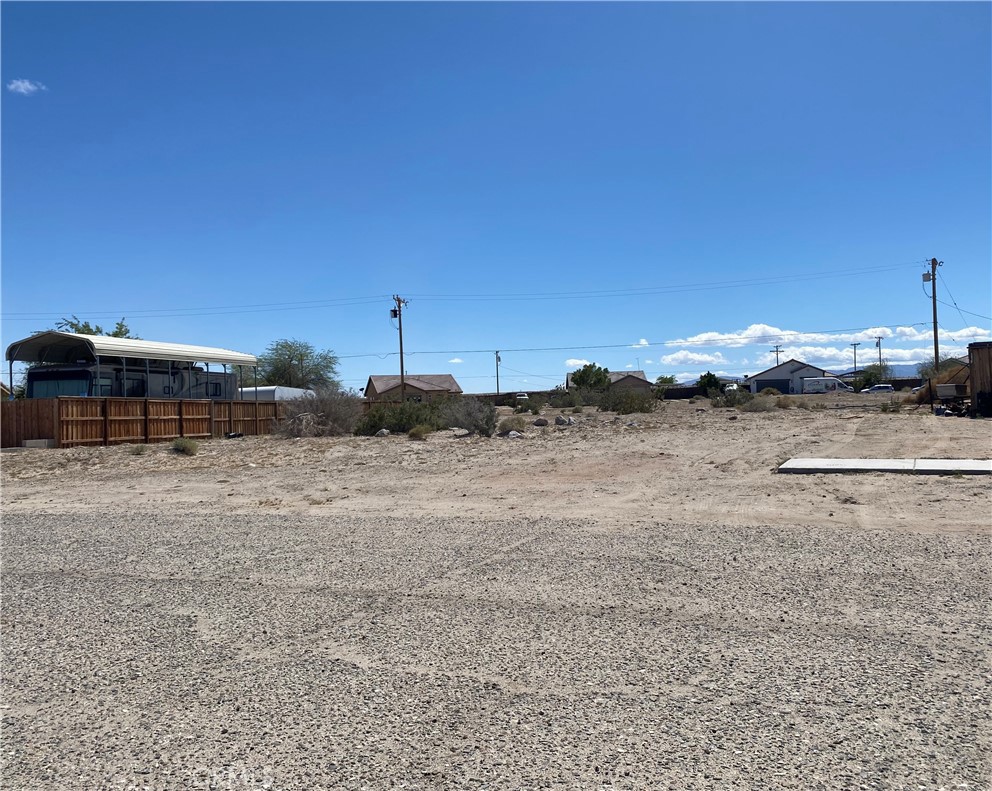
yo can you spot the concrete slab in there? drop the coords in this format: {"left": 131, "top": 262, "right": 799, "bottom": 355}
{"left": 913, "top": 459, "right": 992, "bottom": 475}
{"left": 21, "top": 439, "right": 56, "bottom": 449}
{"left": 779, "top": 458, "right": 914, "bottom": 474}
{"left": 778, "top": 458, "right": 992, "bottom": 475}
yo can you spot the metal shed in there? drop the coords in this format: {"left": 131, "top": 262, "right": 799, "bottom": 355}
{"left": 6, "top": 332, "right": 258, "bottom": 400}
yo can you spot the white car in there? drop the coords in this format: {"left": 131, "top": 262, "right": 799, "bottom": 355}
{"left": 861, "top": 384, "right": 895, "bottom": 394}
{"left": 515, "top": 393, "right": 529, "bottom": 401}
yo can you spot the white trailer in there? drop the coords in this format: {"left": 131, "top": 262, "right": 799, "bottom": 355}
{"left": 802, "top": 377, "right": 854, "bottom": 394}
{"left": 238, "top": 386, "right": 315, "bottom": 401}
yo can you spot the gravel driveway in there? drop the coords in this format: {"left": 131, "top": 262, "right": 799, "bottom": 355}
{"left": 3, "top": 508, "right": 989, "bottom": 790}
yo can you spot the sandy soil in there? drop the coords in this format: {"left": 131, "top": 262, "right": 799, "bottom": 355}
{"left": 1, "top": 397, "right": 990, "bottom": 790}
{"left": 3, "top": 397, "right": 989, "bottom": 533}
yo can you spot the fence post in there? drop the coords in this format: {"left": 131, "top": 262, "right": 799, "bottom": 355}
{"left": 53, "top": 398, "right": 62, "bottom": 449}
{"left": 254, "top": 400, "right": 260, "bottom": 436}
{"left": 102, "top": 398, "right": 109, "bottom": 446}
{"left": 179, "top": 399, "right": 184, "bottom": 438}
{"left": 143, "top": 398, "right": 150, "bottom": 443}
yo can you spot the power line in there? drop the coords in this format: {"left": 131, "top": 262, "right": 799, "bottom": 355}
{"left": 937, "top": 270, "right": 991, "bottom": 324}
{"left": 338, "top": 322, "right": 932, "bottom": 359}
{"left": 1, "top": 260, "right": 923, "bottom": 321}
{"left": 405, "top": 262, "right": 920, "bottom": 302}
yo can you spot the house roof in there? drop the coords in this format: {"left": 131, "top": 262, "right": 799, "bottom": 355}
{"left": 743, "top": 359, "right": 829, "bottom": 381}
{"left": 566, "top": 370, "right": 648, "bottom": 388}
{"left": 367, "top": 374, "right": 463, "bottom": 394}
{"left": 5, "top": 331, "right": 257, "bottom": 367}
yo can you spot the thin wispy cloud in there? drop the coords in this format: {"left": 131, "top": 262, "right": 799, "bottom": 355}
{"left": 448, "top": 357, "right": 463, "bottom": 364}
{"left": 630, "top": 338, "right": 650, "bottom": 348}
{"left": 6, "top": 79, "right": 47, "bottom": 95}
{"left": 565, "top": 358, "right": 591, "bottom": 367}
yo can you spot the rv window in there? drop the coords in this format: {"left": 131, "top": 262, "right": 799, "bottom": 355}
{"left": 30, "top": 376, "right": 89, "bottom": 398}
{"left": 207, "top": 382, "right": 221, "bottom": 398}
{"left": 94, "top": 377, "right": 113, "bottom": 397}
{"left": 124, "top": 377, "right": 146, "bottom": 398}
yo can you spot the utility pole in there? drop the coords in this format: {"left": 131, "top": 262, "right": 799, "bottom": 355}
{"left": 924, "top": 258, "right": 942, "bottom": 376}
{"left": 391, "top": 295, "right": 408, "bottom": 402}
{"left": 771, "top": 345, "right": 782, "bottom": 365}
{"left": 495, "top": 351, "right": 501, "bottom": 395}
{"left": 851, "top": 342, "right": 860, "bottom": 373}
{"left": 875, "top": 336, "right": 883, "bottom": 369}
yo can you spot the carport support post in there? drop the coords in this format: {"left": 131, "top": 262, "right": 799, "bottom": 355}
{"left": 7, "top": 360, "right": 13, "bottom": 399}
{"left": 95, "top": 356, "right": 101, "bottom": 397}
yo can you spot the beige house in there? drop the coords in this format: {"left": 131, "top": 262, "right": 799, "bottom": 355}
{"left": 565, "top": 369, "right": 652, "bottom": 392}
{"left": 364, "top": 374, "right": 463, "bottom": 403}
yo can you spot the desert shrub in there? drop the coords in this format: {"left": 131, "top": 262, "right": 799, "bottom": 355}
{"left": 279, "top": 389, "right": 364, "bottom": 438}
{"left": 514, "top": 402, "right": 530, "bottom": 414}
{"left": 128, "top": 444, "right": 149, "bottom": 455}
{"left": 738, "top": 396, "right": 775, "bottom": 412}
{"left": 571, "top": 405, "right": 583, "bottom": 413}
{"left": 355, "top": 402, "right": 441, "bottom": 436}
{"left": 547, "top": 390, "right": 574, "bottom": 409}
{"left": 437, "top": 397, "right": 496, "bottom": 437}
{"left": 879, "top": 401, "right": 902, "bottom": 413}
{"left": 408, "top": 423, "right": 433, "bottom": 440}
{"left": 759, "top": 387, "right": 781, "bottom": 396}
{"left": 710, "top": 389, "right": 753, "bottom": 409}
{"left": 599, "top": 389, "right": 657, "bottom": 415}
{"left": 498, "top": 415, "right": 528, "bottom": 434}
{"left": 776, "top": 396, "right": 795, "bottom": 409}
{"left": 172, "top": 437, "right": 199, "bottom": 456}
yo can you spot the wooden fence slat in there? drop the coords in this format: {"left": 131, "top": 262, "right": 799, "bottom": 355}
{"left": 1, "top": 398, "right": 282, "bottom": 448}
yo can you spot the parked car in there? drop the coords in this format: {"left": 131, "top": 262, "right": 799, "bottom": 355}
{"left": 861, "top": 384, "right": 895, "bottom": 394}
{"left": 515, "top": 393, "right": 529, "bottom": 401}
{"left": 724, "top": 383, "right": 739, "bottom": 392}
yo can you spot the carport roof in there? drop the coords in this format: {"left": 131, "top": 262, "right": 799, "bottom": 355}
{"left": 5, "top": 332, "right": 257, "bottom": 366}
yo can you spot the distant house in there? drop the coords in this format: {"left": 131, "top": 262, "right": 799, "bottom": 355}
{"left": 743, "top": 359, "right": 831, "bottom": 394}
{"left": 364, "top": 374, "right": 463, "bottom": 403}
{"left": 565, "top": 370, "right": 652, "bottom": 392}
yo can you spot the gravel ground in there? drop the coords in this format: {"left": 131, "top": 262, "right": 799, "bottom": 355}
{"left": 2, "top": 507, "right": 989, "bottom": 790}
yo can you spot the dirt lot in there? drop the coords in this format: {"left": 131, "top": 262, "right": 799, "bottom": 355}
{"left": 3, "top": 396, "right": 988, "bottom": 533}
{"left": 2, "top": 397, "right": 990, "bottom": 789}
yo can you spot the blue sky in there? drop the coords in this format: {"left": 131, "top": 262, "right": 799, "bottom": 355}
{"left": 3, "top": 2, "right": 990, "bottom": 391}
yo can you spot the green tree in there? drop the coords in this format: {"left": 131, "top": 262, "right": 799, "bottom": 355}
{"left": 570, "top": 363, "right": 610, "bottom": 390}
{"left": 854, "top": 362, "right": 893, "bottom": 391}
{"left": 54, "top": 315, "right": 138, "bottom": 338}
{"left": 696, "top": 371, "right": 721, "bottom": 392}
{"left": 654, "top": 374, "right": 676, "bottom": 386}
{"left": 258, "top": 339, "right": 341, "bottom": 390}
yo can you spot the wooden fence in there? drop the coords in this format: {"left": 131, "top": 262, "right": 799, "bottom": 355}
{"left": 1, "top": 398, "right": 281, "bottom": 449}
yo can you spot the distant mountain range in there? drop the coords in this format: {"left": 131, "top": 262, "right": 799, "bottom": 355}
{"left": 831, "top": 364, "right": 920, "bottom": 377}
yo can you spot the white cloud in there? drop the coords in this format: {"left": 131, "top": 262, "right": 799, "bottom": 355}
{"left": 644, "top": 359, "right": 653, "bottom": 365}
{"left": 753, "top": 344, "right": 971, "bottom": 369}
{"left": 630, "top": 338, "right": 650, "bottom": 348}
{"left": 448, "top": 357, "right": 463, "bottom": 364}
{"left": 625, "top": 364, "right": 634, "bottom": 369}
{"left": 673, "top": 323, "right": 990, "bottom": 350}
{"left": 565, "top": 358, "right": 591, "bottom": 367}
{"left": 660, "top": 350, "right": 727, "bottom": 366}
{"left": 6, "top": 79, "right": 47, "bottom": 95}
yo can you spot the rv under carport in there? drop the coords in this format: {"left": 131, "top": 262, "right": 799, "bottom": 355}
{"left": 6, "top": 332, "right": 259, "bottom": 400}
